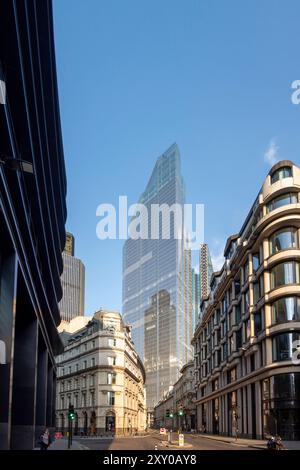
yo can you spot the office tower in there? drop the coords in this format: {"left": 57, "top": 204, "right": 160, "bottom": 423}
{"left": 193, "top": 160, "right": 300, "bottom": 441}
{"left": 192, "top": 268, "right": 201, "bottom": 330}
{"left": 59, "top": 233, "right": 85, "bottom": 322}
{"left": 0, "top": 0, "right": 67, "bottom": 449}
{"left": 64, "top": 232, "right": 75, "bottom": 256}
{"left": 123, "top": 144, "right": 193, "bottom": 409}
{"left": 199, "top": 243, "right": 214, "bottom": 300}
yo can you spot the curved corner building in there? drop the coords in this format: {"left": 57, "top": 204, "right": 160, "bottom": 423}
{"left": 0, "top": 0, "right": 67, "bottom": 449}
{"left": 193, "top": 160, "right": 300, "bottom": 441}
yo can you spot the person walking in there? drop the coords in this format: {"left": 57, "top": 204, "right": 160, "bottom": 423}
{"left": 39, "top": 428, "right": 51, "bottom": 451}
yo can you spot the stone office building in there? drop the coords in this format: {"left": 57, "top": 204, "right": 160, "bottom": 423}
{"left": 154, "top": 361, "right": 196, "bottom": 431}
{"left": 56, "top": 310, "right": 147, "bottom": 435}
{"left": 193, "top": 161, "right": 300, "bottom": 441}
{"left": 0, "top": 0, "right": 67, "bottom": 449}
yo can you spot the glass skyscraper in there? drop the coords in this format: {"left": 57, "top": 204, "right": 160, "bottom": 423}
{"left": 122, "top": 144, "right": 193, "bottom": 409}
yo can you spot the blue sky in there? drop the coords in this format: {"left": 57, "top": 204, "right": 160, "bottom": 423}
{"left": 53, "top": 0, "right": 300, "bottom": 315}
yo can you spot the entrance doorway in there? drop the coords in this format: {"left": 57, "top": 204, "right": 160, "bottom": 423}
{"left": 106, "top": 413, "right": 115, "bottom": 433}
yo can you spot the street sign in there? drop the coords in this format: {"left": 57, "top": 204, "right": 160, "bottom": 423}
{"left": 179, "top": 433, "right": 184, "bottom": 447}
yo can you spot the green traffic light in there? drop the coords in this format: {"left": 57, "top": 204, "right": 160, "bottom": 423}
{"left": 178, "top": 410, "right": 184, "bottom": 416}
{"left": 169, "top": 413, "right": 174, "bottom": 418}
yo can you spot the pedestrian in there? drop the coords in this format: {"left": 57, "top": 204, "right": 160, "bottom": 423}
{"left": 39, "top": 428, "right": 51, "bottom": 451}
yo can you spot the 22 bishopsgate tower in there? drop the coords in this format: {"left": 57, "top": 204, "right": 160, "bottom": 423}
{"left": 122, "top": 144, "right": 193, "bottom": 409}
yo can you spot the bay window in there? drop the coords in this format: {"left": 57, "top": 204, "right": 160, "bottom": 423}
{"left": 271, "top": 261, "right": 300, "bottom": 288}
{"left": 271, "top": 297, "right": 300, "bottom": 323}
{"left": 269, "top": 228, "right": 297, "bottom": 254}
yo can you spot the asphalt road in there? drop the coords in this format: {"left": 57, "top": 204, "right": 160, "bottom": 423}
{"left": 74, "top": 431, "right": 257, "bottom": 451}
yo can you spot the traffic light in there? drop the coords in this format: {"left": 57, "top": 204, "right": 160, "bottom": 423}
{"left": 166, "top": 409, "right": 170, "bottom": 418}
{"left": 68, "top": 404, "right": 76, "bottom": 421}
{"left": 169, "top": 412, "right": 174, "bottom": 418}
{"left": 178, "top": 409, "right": 184, "bottom": 416}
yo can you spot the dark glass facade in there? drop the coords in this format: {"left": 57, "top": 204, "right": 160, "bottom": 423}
{"left": 263, "top": 373, "right": 300, "bottom": 440}
{"left": 0, "top": 0, "right": 66, "bottom": 449}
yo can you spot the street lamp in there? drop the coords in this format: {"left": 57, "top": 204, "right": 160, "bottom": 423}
{"left": 0, "top": 154, "right": 34, "bottom": 174}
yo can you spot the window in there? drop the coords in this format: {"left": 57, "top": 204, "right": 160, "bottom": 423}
{"left": 267, "top": 193, "right": 297, "bottom": 213}
{"left": 235, "top": 303, "right": 242, "bottom": 324}
{"left": 234, "top": 279, "right": 241, "bottom": 297}
{"left": 212, "top": 379, "right": 219, "bottom": 392}
{"left": 107, "top": 372, "right": 117, "bottom": 385}
{"left": 108, "top": 338, "right": 117, "bottom": 347}
{"left": 222, "top": 342, "right": 228, "bottom": 361}
{"left": 271, "top": 166, "right": 292, "bottom": 184}
{"left": 91, "top": 357, "right": 95, "bottom": 367}
{"left": 222, "top": 296, "right": 228, "bottom": 315}
{"left": 254, "top": 310, "right": 263, "bottom": 335}
{"left": 250, "top": 354, "right": 255, "bottom": 372}
{"left": 269, "top": 228, "right": 297, "bottom": 254}
{"left": 271, "top": 261, "right": 300, "bottom": 288}
{"left": 92, "top": 340, "right": 95, "bottom": 348}
{"left": 75, "top": 363, "right": 79, "bottom": 372}
{"left": 90, "top": 375, "right": 95, "bottom": 386}
{"left": 84, "top": 343, "right": 88, "bottom": 351}
{"left": 90, "top": 392, "right": 95, "bottom": 407}
{"left": 253, "top": 282, "right": 260, "bottom": 304}
{"left": 68, "top": 366, "right": 72, "bottom": 374}
{"left": 61, "top": 396, "right": 64, "bottom": 409}
{"left": 272, "top": 332, "right": 300, "bottom": 362}
{"left": 236, "top": 328, "right": 242, "bottom": 349}
{"left": 61, "top": 382, "right": 64, "bottom": 392}
{"left": 253, "top": 253, "right": 260, "bottom": 272}
{"left": 107, "top": 391, "right": 115, "bottom": 406}
{"left": 244, "top": 290, "right": 250, "bottom": 311}
{"left": 227, "top": 367, "right": 237, "bottom": 384}
{"left": 83, "top": 360, "right": 87, "bottom": 369}
{"left": 271, "top": 297, "right": 300, "bottom": 324}
{"left": 82, "top": 392, "right": 86, "bottom": 407}
{"left": 108, "top": 356, "right": 116, "bottom": 366}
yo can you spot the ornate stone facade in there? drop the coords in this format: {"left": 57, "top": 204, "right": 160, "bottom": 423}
{"left": 56, "top": 310, "right": 147, "bottom": 435}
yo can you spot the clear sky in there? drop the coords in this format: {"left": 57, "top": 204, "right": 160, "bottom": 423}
{"left": 53, "top": 0, "right": 300, "bottom": 315}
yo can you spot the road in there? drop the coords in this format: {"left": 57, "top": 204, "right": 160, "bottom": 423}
{"left": 73, "top": 430, "right": 258, "bottom": 451}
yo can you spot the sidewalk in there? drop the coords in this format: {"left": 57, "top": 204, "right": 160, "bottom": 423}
{"left": 76, "top": 433, "right": 150, "bottom": 440}
{"left": 193, "top": 433, "right": 300, "bottom": 450}
{"left": 48, "top": 438, "right": 89, "bottom": 450}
